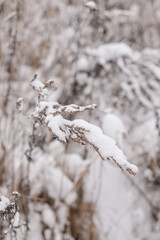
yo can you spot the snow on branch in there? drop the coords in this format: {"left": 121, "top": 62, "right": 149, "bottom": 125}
{"left": 85, "top": 1, "right": 97, "bottom": 11}
{"left": 0, "top": 193, "right": 20, "bottom": 228}
{"left": 30, "top": 74, "right": 55, "bottom": 100}
{"left": 34, "top": 101, "right": 97, "bottom": 118}
{"left": 31, "top": 79, "right": 138, "bottom": 175}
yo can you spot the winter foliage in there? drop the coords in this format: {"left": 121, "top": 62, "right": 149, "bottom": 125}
{"left": 0, "top": 0, "right": 160, "bottom": 239}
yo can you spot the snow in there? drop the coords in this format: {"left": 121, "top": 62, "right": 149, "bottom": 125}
{"left": 45, "top": 115, "right": 67, "bottom": 142}
{"left": 28, "top": 210, "right": 43, "bottom": 240}
{"left": 12, "top": 191, "right": 19, "bottom": 196}
{"left": 84, "top": 160, "right": 136, "bottom": 239}
{"left": 48, "top": 140, "right": 65, "bottom": 157}
{"left": 42, "top": 204, "right": 55, "bottom": 228}
{"left": 130, "top": 117, "right": 158, "bottom": 159}
{"left": 102, "top": 113, "right": 126, "bottom": 146}
{"left": 12, "top": 212, "right": 20, "bottom": 227}
{"left": 30, "top": 76, "right": 48, "bottom": 97}
{"left": 45, "top": 168, "right": 77, "bottom": 205}
{"left": 143, "top": 62, "right": 160, "bottom": 79}
{"left": 34, "top": 100, "right": 138, "bottom": 175}
{"left": 144, "top": 168, "right": 154, "bottom": 182}
{"left": 35, "top": 101, "right": 97, "bottom": 116}
{"left": 0, "top": 195, "right": 10, "bottom": 212}
{"left": 61, "top": 153, "right": 91, "bottom": 180}
{"left": 29, "top": 151, "right": 77, "bottom": 205}
{"left": 2, "top": 1, "right": 159, "bottom": 238}
{"left": 31, "top": 78, "right": 44, "bottom": 91}
{"left": 85, "top": 1, "right": 97, "bottom": 11}
{"left": 72, "top": 119, "right": 138, "bottom": 174}
{"left": 77, "top": 56, "right": 90, "bottom": 72}
{"left": 86, "top": 43, "right": 133, "bottom": 65}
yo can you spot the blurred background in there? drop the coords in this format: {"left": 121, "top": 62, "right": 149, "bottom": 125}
{"left": 0, "top": 0, "right": 160, "bottom": 239}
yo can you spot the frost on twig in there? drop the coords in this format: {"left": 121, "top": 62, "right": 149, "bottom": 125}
{"left": 31, "top": 79, "right": 138, "bottom": 175}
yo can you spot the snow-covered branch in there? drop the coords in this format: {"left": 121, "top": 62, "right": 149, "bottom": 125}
{"left": 0, "top": 193, "right": 20, "bottom": 229}
{"left": 32, "top": 80, "right": 138, "bottom": 175}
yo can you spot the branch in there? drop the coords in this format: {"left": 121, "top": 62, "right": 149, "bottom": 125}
{"left": 33, "top": 100, "right": 138, "bottom": 175}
